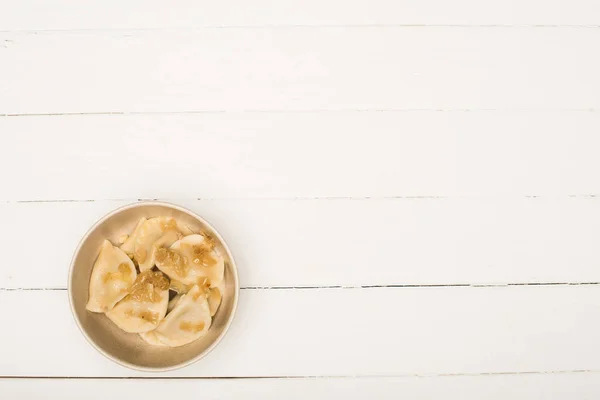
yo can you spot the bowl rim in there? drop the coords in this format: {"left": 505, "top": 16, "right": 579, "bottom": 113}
{"left": 67, "top": 201, "right": 240, "bottom": 372}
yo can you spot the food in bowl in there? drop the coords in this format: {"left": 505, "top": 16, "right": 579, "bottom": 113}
{"left": 86, "top": 216, "right": 224, "bottom": 347}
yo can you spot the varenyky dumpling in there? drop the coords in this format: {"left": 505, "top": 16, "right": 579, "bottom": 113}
{"left": 169, "top": 279, "right": 191, "bottom": 294}
{"left": 207, "top": 285, "right": 222, "bottom": 317}
{"left": 167, "top": 293, "right": 182, "bottom": 313}
{"left": 88, "top": 218, "right": 225, "bottom": 347}
{"left": 168, "top": 277, "right": 222, "bottom": 317}
{"left": 106, "top": 271, "right": 170, "bottom": 333}
{"left": 120, "top": 217, "right": 193, "bottom": 272}
{"left": 155, "top": 234, "right": 225, "bottom": 287}
{"left": 86, "top": 240, "right": 137, "bottom": 313}
{"left": 138, "top": 330, "right": 166, "bottom": 346}
{"left": 168, "top": 274, "right": 222, "bottom": 317}
{"left": 138, "top": 285, "right": 217, "bottom": 346}
{"left": 119, "top": 217, "right": 146, "bottom": 255}
{"left": 139, "top": 284, "right": 212, "bottom": 347}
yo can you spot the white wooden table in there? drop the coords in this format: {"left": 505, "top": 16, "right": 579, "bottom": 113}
{"left": 2, "top": 1, "right": 600, "bottom": 398}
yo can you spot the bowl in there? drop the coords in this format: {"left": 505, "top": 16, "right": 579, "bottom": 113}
{"left": 68, "top": 201, "right": 239, "bottom": 371}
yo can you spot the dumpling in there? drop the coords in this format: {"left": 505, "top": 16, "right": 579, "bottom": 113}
{"left": 170, "top": 277, "right": 221, "bottom": 316}
{"left": 119, "top": 217, "right": 146, "bottom": 255}
{"left": 169, "top": 277, "right": 221, "bottom": 316}
{"left": 207, "top": 286, "right": 222, "bottom": 317}
{"left": 139, "top": 330, "right": 166, "bottom": 346}
{"left": 169, "top": 279, "right": 191, "bottom": 294}
{"left": 155, "top": 234, "right": 225, "bottom": 287}
{"left": 139, "top": 285, "right": 212, "bottom": 347}
{"left": 86, "top": 240, "right": 137, "bottom": 313}
{"left": 167, "top": 293, "right": 182, "bottom": 313}
{"left": 127, "top": 217, "right": 192, "bottom": 271}
{"left": 105, "top": 271, "right": 170, "bottom": 333}
{"left": 142, "top": 229, "right": 181, "bottom": 270}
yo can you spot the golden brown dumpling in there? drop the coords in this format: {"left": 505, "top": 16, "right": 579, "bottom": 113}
{"left": 169, "top": 279, "right": 191, "bottom": 294}
{"left": 106, "top": 271, "right": 170, "bottom": 333}
{"left": 139, "top": 285, "right": 212, "bottom": 347}
{"left": 207, "top": 286, "right": 222, "bottom": 317}
{"left": 167, "top": 293, "right": 182, "bottom": 313}
{"left": 138, "top": 330, "right": 165, "bottom": 347}
{"left": 119, "top": 217, "right": 146, "bottom": 255}
{"left": 86, "top": 240, "right": 137, "bottom": 313}
{"left": 126, "top": 217, "right": 192, "bottom": 271}
{"left": 168, "top": 278, "right": 221, "bottom": 316}
{"left": 155, "top": 234, "right": 225, "bottom": 287}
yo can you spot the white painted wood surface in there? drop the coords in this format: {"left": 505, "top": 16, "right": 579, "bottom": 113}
{"left": 2, "top": 29, "right": 600, "bottom": 114}
{"left": 2, "top": 197, "right": 600, "bottom": 288}
{"left": 2, "top": 113, "right": 600, "bottom": 199}
{"left": 3, "top": 286, "right": 600, "bottom": 377}
{"left": 1, "top": 0, "right": 600, "bottom": 397}
{"left": 2, "top": 0, "right": 599, "bottom": 29}
{"left": 4, "top": 374, "right": 600, "bottom": 400}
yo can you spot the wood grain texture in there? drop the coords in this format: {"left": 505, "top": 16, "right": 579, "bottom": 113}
{"left": 1, "top": 28, "right": 599, "bottom": 114}
{"left": 3, "top": 0, "right": 600, "bottom": 393}
{"left": 1, "top": 197, "right": 600, "bottom": 289}
{"left": 1, "top": 0, "right": 599, "bottom": 30}
{"left": 2, "top": 373, "right": 600, "bottom": 399}
{"left": 2, "top": 112, "right": 600, "bottom": 200}
{"left": 1, "top": 286, "right": 599, "bottom": 377}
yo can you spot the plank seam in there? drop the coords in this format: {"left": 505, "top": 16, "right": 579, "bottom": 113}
{"left": 2, "top": 282, "right": 600, "bottom": 291}
{"left": 1, "top": 196, "right": 449, "bottom": 204}
{"left": 2, "top": 24, "right": 600, "bottom": 33}
{"left": 0, "top": 194, "right": 599, "bottom": 204}
{"left": 0, "top": 369, "right": 596, "bottom": 379}
{"left": 2, "top": 108, "right": 600, "bottom": 117}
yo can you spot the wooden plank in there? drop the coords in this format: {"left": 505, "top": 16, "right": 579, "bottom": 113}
{"left": 2, "top": 373, "right": 600, "bottom": 399}
{"left": 2, "top": 112, "right": 600, "bottom": 200}
{"left": 1, "top": 286, "right": 599, "bottom": 376}
{"left": 1, "top": 28, "right": 599, "bottom": 114}
{"left": 2, "top": 197, "right": 600, "bottom": 289}
{"left": 1, "top": 0, "right": 598, "bottom": 30}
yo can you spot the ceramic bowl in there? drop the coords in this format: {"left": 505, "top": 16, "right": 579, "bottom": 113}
{"left": 68, "top": 202, "right": 239, "bottom": 371}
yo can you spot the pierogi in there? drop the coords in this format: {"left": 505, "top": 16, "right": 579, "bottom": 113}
{"left": 140, "top": 284, "right": 212, "bottom": 347}
{"left": 87, "top": 217, "right": 225, "bottom": 348}
{"left": 86, "top": 240, "right": 137, "bottom": 313}
{"left": 106, "top": 270, "right": 170, "bottom": 333}
{"left": 155, "top": 234, "right": 225, "bottom": 287}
